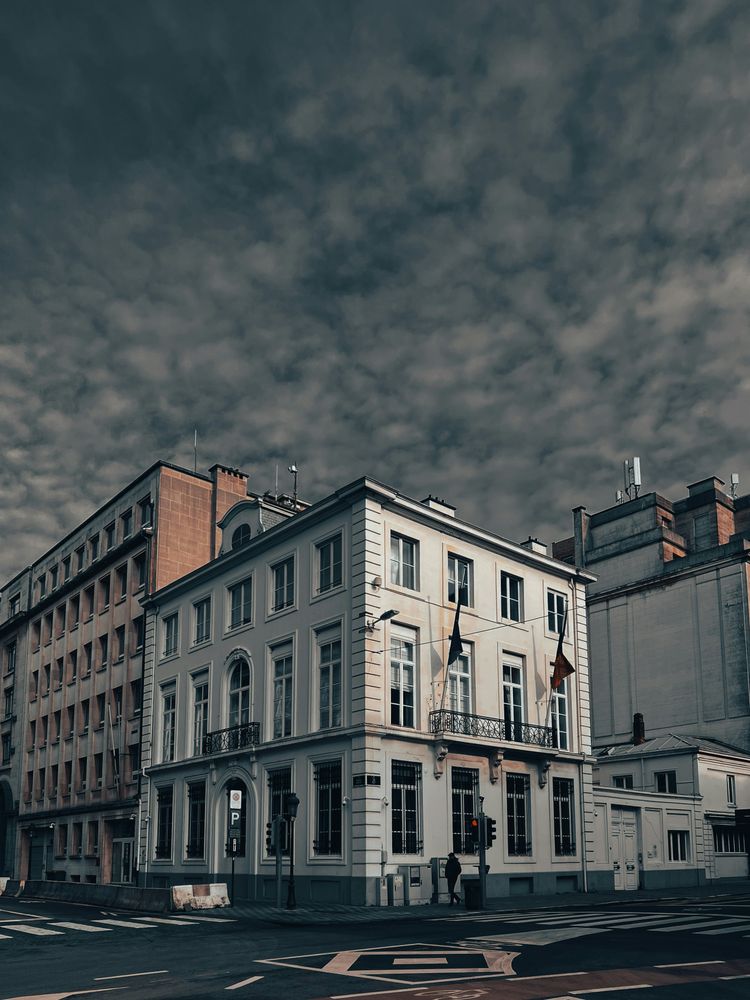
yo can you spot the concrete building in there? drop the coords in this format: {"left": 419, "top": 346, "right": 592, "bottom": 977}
{"left": 591, "top": 731, "right": 750, "bottom": 890}
{"left": 140, "top": 477, "right": 595, "bottom": 904}
{"left": 10, "top": 461, "right": 249, "bottom": 883}
{"left": 553, "top": 476, "right": 750, "bottom": 753}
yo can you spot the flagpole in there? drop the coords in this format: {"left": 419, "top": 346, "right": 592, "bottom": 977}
{"left": 439, "top": 569, "right": 467, "bottom": 715}
{"left": 547, "top": 602, "right": 569, "bottom": 737}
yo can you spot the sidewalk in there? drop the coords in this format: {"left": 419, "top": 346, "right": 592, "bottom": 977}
{"left": 226, "top": 881, "right": 750, "bottom": 925}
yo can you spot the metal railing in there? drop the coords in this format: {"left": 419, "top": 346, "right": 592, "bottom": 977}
{"left": 201, "top": 722, "right": 260, "bottom": 755}
{"left": 429, "top": 709, "right": 554, "bottom": 749}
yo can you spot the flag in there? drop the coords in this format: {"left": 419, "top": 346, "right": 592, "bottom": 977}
{"left": 447, "top": 592, "right": 464, "bottom": 665}
{"left": 551, "top": 606, "right": 574, "bottom": 689}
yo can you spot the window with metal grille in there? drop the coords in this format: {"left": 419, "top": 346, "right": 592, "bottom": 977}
{"left": 391, "top": 760, "right": 422, "bottom": 854}
{"left": 713, "top": 826, "right": 746, "bottom": 853}
{"left": 186, "top": 781, "right": 206, "bottom": 858}
{"left": 155, "top": 786, "right": 173, "bottom": 859}
{"left": 314, "top": 760, "right": 342, "bottom": 855}
{"left": 268, "top": 768, "right": 291, "bottom": 855}
{"left": 506, "top": 773, "right": 532, "bottom": 856}
{"left": 668, "top": 829, "right": 689, "bottom": 862}
{"left": 448, "top": 644, "right": 473, "bottom": 716}
{"left": 451, "top": 767, "right": 479, "bottom": 854}
{"left": 553, "top": 777, "right": 576, "bottom": 855}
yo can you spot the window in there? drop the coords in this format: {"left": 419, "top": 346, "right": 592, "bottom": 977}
{"left": 31, "top": 670, "right": 39, "bottom": 700}
{"left": 72, "top": 822, "right": 83, "bottom": 855}
{"left": 193, "top": 677, "right": 209, "bottom": 754}
{"left": 506, "top": 773, "right": 532, "bottom": 855}
{"left": 714, "top": 826, "right": 747, "bottom": 853}
{"left": 62, "top": 556, "right": 71, "bottom": 582}
{"left": 163, "top": 613, "right": 178, "bottom": 657}
{"left": 89, "top": 535, "right": 99, "bottom": 562}
{"left": 186, "top": 782, "right": 206, "bottom": 858}
{"left": 38, "top": 766, "right": 46, "bottom": 799}
{"left": 668, "top": 830, "right": 689, "bottom": 862}
{"left": 65, "top": 706, "right": 74, "bottom": 738}
{"left": 54, "top": 657, "right": 63, "bottom": 688}
{"left": 78, "top": 757, "right": 87, "bottom": 792}
{"left": 314, "top": 760, "right": 342, "bottom": 855}
{"left": 448, "top": 643, "right": 473, "bottom": 716}
{"left": 551, "top": 677, "right": 569, "bottom": 750}
{"left": 5, "top": 641, "right": 16, "bottom": 675}
{"left": 52, "top": 710, "right": 60, "bottom": 742}
{"left": 75, "top": 546, "right": 85, "bottom": 573}
{"left": 94, "top": 752, "right": 103, "bottom": 787}
{"left": 268, "top": 768, "right": 292, "bottom": 856}
{"left": 110, "top": 748, "right": 120, "bottom": 787}
{"left": 161, "top": 685, "right": 176, "bottom": 762}
{"left": 3, "top": 687, "right": 13, "bottom": 718}
{"left": 156, "top": 786, "right": 173, "bottom": 859}
{"left": 547, "top": 589, "right": 566, "bottom": 635}
{"left": 50, "top": 565, "right": 58, "bottom": 591}
{"left": 228, "top": 659, "right": 250, "bottom": 730}
{"left": 55, "top": 604, "right": 66, "bottom": 637}
{"left": 50, "top": 764, "right": 58, "bottom": 795}
{"left": 31, "top": 620, "right": 41, "bottom": 650}
{"left": 451, "top": 767, "right": 479, "bottom": 854}
{"left": 655, "top": 771, "right": 677, "bottom": 794}
{"left": 69, "top": 595, "right": 80, "bottom": 628}
{"left": 57, "top": 824, "right": 68, "bottom": 856}
{"left": 67, "top": 650, "right": 78, "bottom": 684}
{"left": 193, "top": 597, "right": 211, "bottom": 644}
{"left": 98, "top": 633, "right": 108, "bottom": 669}
{"left": 116, "top": 565, "right": 128, "bottom": 600}
{"left": 448, "top": 554, "right": 472, "bottom": 606}
{"left": 63, "top": 760, "right": 72, "bottom": 794}
{"left": 83, "top": 585, "right": 95, "bottom": 620}
{"left": 231, "top": 524, "right": 251, "bottom": 549}
{"left": 272, "top": 642, "right": 293, "bottom": 739}
{"left": 390, "top": 625, "right": 416, "bottom": 728}
{"left": 42, "top": 664, "right": 51, "bottom": 696}
{"left": 317, "top": 534, "right": 343, "bottom": 593}
{"left": 87, "top": 821, "right": 99, "bottom": 856}
{"left": 271, "top": 557, "right": 295, "bottom": 612}
{"left": 28, "top": 719, "right": 36, "bottom": 749}
{"left": 553, "top": 777, "right": 576, "bottom": 855}
{"left": 43, "top": 612, "right": 53, "bottom": 644}
{"left": 99, "top": 575, "right": 110, "bottom": 612}
{"left": 727, "top": 774, "right": 737, "bottom": 806}
{"left": 133, "top": 615, "right": 144, "bottom": 654}
{"left": 112, "top": 686, "right": 122, "bottom": 725}
{"left": 391, "top": 760, "right": 422, "bottom": 854}
{"left": 318, "top": 626, "right": 342, "bottom": 729}
{"left": 115, "top": 626, "right": 125, "bottom": 661}
{"left": 39, "top": 715, "right": 48, "bottom": 745}
{"left": 104, "top": 523, "right": 115, "bottom": 551}
{"left": 1, "top": 733, "right": 10, "bottom": 765}
{"left": 38, "top": 574, "right": 47, "bottom": 600}
{"left": 80, "top": 699, "right": 89, "bottom": 734}
{"left": 228, "top": 577, "right": 252, "bottom": 630}
{"left": 121, "top": 508, "right": 133, "bottom": 539}
{"left": 390, "top": 533, "right": 417, "bottom": 590}
{"left": 9, "top": 593, "right": 21, "bottom": 617}
{"left": 130, "top": 679, "right": 142, "bottom": 716}
{"left": 134, "top": 553, "right": 146, "bottom": 590}
{"left": 96, "top": 693, "right": 105, "bottom": 729}
{"left": 502, "top": 654, "right": 525, "bottom": 741}
{"left": 613, "top": 774, "right": 634, "bottom": 789}
{"left": 139, "top": 494, "right": 153, "bottom": 528}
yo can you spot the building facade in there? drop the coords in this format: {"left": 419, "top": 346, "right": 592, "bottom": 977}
{"left": 10, "top": 461, "right": 249, "bottom": 883}
{"left": 140, "top": 478, "right": 595, "bottom": 904}
{"left": 553, "top": 476, "right": 750, "bottom": 753}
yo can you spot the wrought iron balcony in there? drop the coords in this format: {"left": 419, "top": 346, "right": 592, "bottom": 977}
{"left": 429, "top": 709, "right": 554, "bottom": 749}
{"left": 201, "top": 722, "right": 260, "bottom": 755}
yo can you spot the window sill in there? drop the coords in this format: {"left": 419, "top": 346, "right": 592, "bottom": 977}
{"left": 224, "top": 621, "right": 253, "bottom": 638}
{"left": 131, "top": 646, "right": 143, "bottom": 657}
{"left": 191, "top": 638, "right": 212, "bottom": 651}
{"left": 115, "top": 596, "right": 127, "bottom": 606}
{"left": 161, "top": 651, "right": 179, "bottom": 662}
{"left": 266, "top": 604, "right": 297, "bottom": 623}
{"left": 67, "top": 680, "right": 77, "bottom": 687}
{"left": 96, "top": 665, "right": 107, "bottom": 673}
{"left": 99, "top": 606, "right": 110, "bottom": 615}
{"left": 70, "top": 621, "right": 79, "bottom": 631}
{"left": 311, "top": 583, "right": 346, "bottom": 605}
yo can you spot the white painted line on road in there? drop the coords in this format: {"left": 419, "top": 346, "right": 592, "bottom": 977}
{"left": 696, "top": 923, "right": 750, "bottom": 935}
{"left": 652, "top": 917, "right": 744, "bottom": 932}
{"left": 609, "top": 915, "right": 705, "bottom": 929}
{"left": 514, "top": 972, "right": 589, "bottom": 981}
{"left": 654, "top": 961, "right": 725, "bottom": 968}
{"left": 94, "top": 970, "right": 169, "bottom": 980}
{"left": 720, "top": 974, "right": 750, "bottom": 980}
{"left": 225, "top": 975, "right": 264, "bottom": 990}
{"left": 93, "top": 918, "right": 151, "bottom": 929}
{"left": 571, "top": 986, "right": 652, "bottom": 994}
{"left": 134, "top": 916, "right": 197, "bottom": 926}
{"left": 50, "top": 921, "right": 113, "bottom": 932}
{"left": 162, "top": 914, "right": 236, "bottom": 923}
{"left": 0, "top": 933, "right": 11, "bottom": 939}
{"left": 5, "top": 923, "right": 64, "bottom": 936}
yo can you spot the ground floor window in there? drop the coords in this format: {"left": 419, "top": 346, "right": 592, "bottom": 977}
{"left": 713, "top": 826, "right": 747, "bottom": 853}
{"left": 451, "top": 767, "right": 479, "bottom": 854}
{"left": 186, "top": 781, "right": 206, "bottom": 859}
{"left": 314, "top": 760, "right": 342, "bottom": 855}
{"left": 668, "top": 829, "right": 690, "bottom": 862}
{"left": 552, "top": 777, "right": 576, "bottom": 855}
{"left": 506, "top": 773, "right": 531, "bottom": 856}
{"left": 268, "top": 767, "right": 292, "bottom": 856}
{"left": 391, "top": 760, "right": 422, "bottom": 854}
{"left": 155, "top": 786, "right": 173, "bottom": 859}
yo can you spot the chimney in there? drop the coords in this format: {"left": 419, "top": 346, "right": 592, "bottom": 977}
{"left": 209, "top": 464, "right": 250, "bottom": 558}
{"left": 633, "top": 712, "right": 646, "bottom": 746}
{"left": 572, "top": 506, "right": 590, "bottom": 568}
{"left": 422, "top": 496, "right": 456, "bottom": 518}
{"left": 520, "top": 537, "right": 547, "bottom": 555}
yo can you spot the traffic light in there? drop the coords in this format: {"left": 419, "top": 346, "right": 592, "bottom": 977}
{"left": 484, "top": 816, "right": 497, "bottom": 847}
{"left": 265, "top": 821, "right": 275, "bottom": 854}
{"left": 469, "top": 816, "right": 480, "bottom": 846}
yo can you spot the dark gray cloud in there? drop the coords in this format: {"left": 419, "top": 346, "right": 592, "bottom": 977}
{"left": 2, "top": 0, "right": 750, "bottom": 580}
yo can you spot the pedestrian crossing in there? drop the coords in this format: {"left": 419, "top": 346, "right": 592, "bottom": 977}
{"left": 0, "top": 912, "right": 236, "bottom": 942}
{"left": 432, "top": 907, "right": 750, "bottom": 939}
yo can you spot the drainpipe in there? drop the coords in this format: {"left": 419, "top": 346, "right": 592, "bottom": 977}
{"left": 570, "top": 580, "right": 589, "bottom": 894}
{"left": 135, "top": 525, "right": 154, "bottom": 886}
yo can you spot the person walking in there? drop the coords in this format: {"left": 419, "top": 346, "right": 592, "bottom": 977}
{"left": 445, "top": 852, "right": 462, "bottom": 905}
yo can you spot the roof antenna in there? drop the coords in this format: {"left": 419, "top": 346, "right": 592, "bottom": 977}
{"left": 731, "top": 472, "right": 740, "bottom": 498}
{"left": 275, "top": 464, "right": 279, "bottom": 500}
{"left": 288, "top": 464, "right": 298, "bottom": 507}
{"left": 623, "top": 456, "right": 641, "bottom": 499}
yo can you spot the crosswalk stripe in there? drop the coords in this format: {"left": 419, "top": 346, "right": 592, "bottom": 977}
{"left": 0, "top": 934, "right": 11, "bottom": 940}
{"left": 696, "top": 923, "right": 750, "bottom": 935}
{"left": 135, "top": 916, "right": 198, "bottom": 926}
{"left": 609, "top": 915, "right": 707, "bottom": 929}
{"left": 168, "top": 915, "right": 236, "bottom": 923}
{"left": 93, "top": 918, "right": 151, "bottom": 929}
{"left": 50, "top": 921, "right": 113, "bottom": 933}
{"left": 653, "top": 918, "right": 746, "bottom": 933}
{"left": 5, "top": 923, "right": 64, "bottom": 936}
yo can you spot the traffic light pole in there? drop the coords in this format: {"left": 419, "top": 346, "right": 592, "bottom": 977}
{"left": 478, "top": 796, "right": 487, "bottom": 909}
{"left": 274, "top": 816, "right": 284, "bottom": 909}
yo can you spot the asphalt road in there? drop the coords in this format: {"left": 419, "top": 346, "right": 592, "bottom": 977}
{"left": 3, "top": 892, "right": 750, "bottom": 1000}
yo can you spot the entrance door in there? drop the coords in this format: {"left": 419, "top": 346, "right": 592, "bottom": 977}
{"left": 610, "top": 807, "right": 639, "bottom": 890}
{"left": 111, "top": 838, "right": 134, "bottom": 884}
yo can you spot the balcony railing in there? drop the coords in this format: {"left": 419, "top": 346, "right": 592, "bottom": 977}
{"left": 202, "top": 722, "right": 260, "bottom": 755}
{"left": 429, "top": 709, "right": 555, "bottom": 749}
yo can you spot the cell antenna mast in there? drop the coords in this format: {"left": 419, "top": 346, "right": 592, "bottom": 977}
{"left": 288, "top": 464, "right": 299, "bottom": 506}
{"left": 623, "top": 456, "right": 642, "bottom": 499}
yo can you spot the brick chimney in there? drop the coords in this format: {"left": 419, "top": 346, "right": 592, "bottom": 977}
{"left": 633, "top": 712, "right": 646, "bottom": 746}
{"left": 209, "top": 464, "right": 249, "bottom": 558}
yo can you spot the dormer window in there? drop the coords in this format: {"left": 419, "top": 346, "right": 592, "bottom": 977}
{"left": 232, "top": 524, "right": 251, "bottom": 550}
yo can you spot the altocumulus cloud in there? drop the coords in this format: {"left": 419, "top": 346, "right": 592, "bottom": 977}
{"left": 1, "top": 0, "right": 750, "bottom": 580}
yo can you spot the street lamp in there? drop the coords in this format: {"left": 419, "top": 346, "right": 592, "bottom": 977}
{"left": 285, "top": 792, "right": 300, "bottom": 910}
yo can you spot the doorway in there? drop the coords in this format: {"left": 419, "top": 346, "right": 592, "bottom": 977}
{"left": 111, "top": 838, "right": 135, "bottom": 884}
{"left": 610, "top": 806, "right": 639, "bottom": 890}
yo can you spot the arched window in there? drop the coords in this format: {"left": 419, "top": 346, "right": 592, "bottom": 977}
{"left": 225, "top": 779, "right": 247, "bottom": 857}
{"left": 232, "top": 524, "right": 251, "bottom": 550}
{"left": 228, "top": 658, "right": 251, "bottom": 729}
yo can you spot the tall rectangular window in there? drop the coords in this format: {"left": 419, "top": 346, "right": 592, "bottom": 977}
{"left": 317, "top": 535, "right": 343, "bottom": 594}
{"left": 506, "top": 773, "right": 532, "bottom": 855}
{"left": 268, "top": 768, "right": 292, "bottom": 855}
{"left": 500, "top": 572, "right": 523, "bottom": 621}
{"left": 76, "top": 546, "right": 85, "bottom": 573}
{"left": 547, "top": 589, "right": 566, "bottom": 634}
{"left": 668, "top": 830, "right": 689, "bottom": 862}
{"left": 112, "top": 686, "right": 122, "bottom": 724}
{"left": 655, "top": 771, "right": 677, "bottom": 794}
{"left": 272, "top": 642, "right": 293, "bottom": 739}
{"left": 448, "top": 644, "right": 473, "bottom": 716}
{"left": 551, "top": 677, "right": 569, "bottom": 750}
{"left": 318, "top": 626, "right": 342, "bottom": 729}
{"left": 727, "top": 774, "right": 736, "bottom": 806}
{"left": 155, "top": 786, "right": 173, "bottom": 859}
{"left": 272, "top": 557, "right": 295, "bottom": 612}
{"left": 553, "top": 777, "right": 576, "bottom": 855}
{"left": 115, "top": 626, "right": 126, "bottom": 661}
{"left": 134, "top": 552, "right": 146, "bottom": 589}
{"left": 193, "top": 597, "right": 211, "bottom": 644}
{"left": 451, "top": 767, "right": 479, "bottom": 854}
{"left": 121, "top": 508, "right": 133, "bottom": 539}
{"left": 390, "top": 533, "right": 417, "bottom": 590}
{"left": 104, "top": 523, "right": 115, "bottom": 550}
{"left": 161, "top": 685, "right": 176, "bottom": 762}
{"left": 186, "top": 782, "right": 206, "bottom": 858}
{"left": 133, "top": 615, "right": 144, "bottom": 653}
{"left": 314, "top": 760, "right": 342, "bottom": 855}
{"left": 3, "top": 688, "right": 12, "bottom": 718}
{"left": 447, "top": 554, "right": 472, "bottom": 606}
{"left": 116, "top": 565, "right": 128, "bottom": 600}
{"left": 502, "top": 654, "right": 525, "bottom": 741}
{"left": 390, "top": 625, "right": 416, "bottom": 728}
{"left": 391, "top": 760, "right": 422, "bottom": 854}
{"left": 99, "top": 575, "right": 110, "bottom": 612}
{"left": 228, "top": 578, "right": 252, "bottom": 630}
{"left": 163, "top": 613, "right": 178, "bottom": 657}
{"left": 5, "top": 641, "right": 16, "bottom": 674}
{"left": 192, "top": 677, "right": 209, "bottom": 756}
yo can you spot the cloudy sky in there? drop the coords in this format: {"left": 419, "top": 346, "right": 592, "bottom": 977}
{"left": 2, "top": 0, "right": 749, "bottom": 581}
